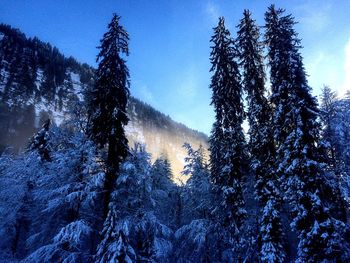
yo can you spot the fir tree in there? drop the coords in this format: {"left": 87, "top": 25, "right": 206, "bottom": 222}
{"left": 182, "top": 143, "right": 211, "bottom": 221}
{"left": 237, "top": 10, "right": 285, "bottom": 262}
{"left": 95, "top": 204, "right": 136, "bottom": 263}
{"left": 1, "top": 128, "right": 106, "bottom": 262}
{"left": 320, "top": 86, "right": 338, "bottom": 170}
{"left": 151, "top": 156, "right": 178, "bottom": 227}
{"left": 319, "top": 86, "right": 348, "bottom": 222}
{"left": 28, "top": 119, "right": 51, "bottom": 162}
{"left": 265, "top": 5, "right": 349, "bottom": 261}
{"left": 152, "top": 156, "right": 173, "bottom": 189}
{"left": 95, "top": 145, "right": 173, "bottom": 262}
{"left": 209, "top": 17, "right": 247, "bottom": 257}
{"left": 87, "top": 14, "right": 130, "bottom": 217}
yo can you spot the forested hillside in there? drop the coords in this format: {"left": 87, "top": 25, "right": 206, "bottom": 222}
{"left": 1, "top": 5, "right": 350, "bottom": 263}
{"left": 0, "top": 23, "right": 208, "bottom": 181}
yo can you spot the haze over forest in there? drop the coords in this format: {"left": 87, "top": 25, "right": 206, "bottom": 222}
{"left": 2, "top": 0, "right": 350, "bottom": 134}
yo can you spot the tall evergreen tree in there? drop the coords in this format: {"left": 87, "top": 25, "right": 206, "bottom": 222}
{"left": 237, "top": 10, "right": 285, "bottom": 262}
{"left": 87, "top": 14, "right": 130, "bottom": 217}
{"left": 151, "top": 156, "right": 178, "bottom": 228}
{"left": 182, "top": 143, "right": 211, "bottom": 221}
{"left": 320, "top": 86, "right": 338, "bottom": 170}
{"left": 95, "top": 204, "right": 136, "bottom": 263}
{"left": 209, "top": 17, "right": 247, "bottom": 258}
{"left": 265, "top": 5, "right": 349, "bottom": 261}
{"left": 319, "top": 86, "right": 348, "bottom": 222}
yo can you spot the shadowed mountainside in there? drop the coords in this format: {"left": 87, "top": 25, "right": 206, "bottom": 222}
{"left": 0, "top": 23, "right": 208, "bottom": 182}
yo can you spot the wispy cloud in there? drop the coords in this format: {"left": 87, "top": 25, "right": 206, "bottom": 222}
{"left": 305, "top": 51, "right": 327, "bottom": 86}
{"left": 176, "top": 65, "right": 199, "bottom": 100}
{"left": 178, "top": 78, "right": 197, "bottom": 100}
{"left": 295, "top": 1, "right": 332, "bottom": 33}
{"left": 340, "top": 38, "right": 350, "bottom": 96}
{"left": 304, "top": 49, "right": 341, "bottom": 97}
{"left": 205, "top": 1, "right": 220, "bottom": 25}
{"left": 304, "top": 38, "right": 350, "bottom": 98}
{"left": 138, "top": 84, "right": 155, "bottom": 105}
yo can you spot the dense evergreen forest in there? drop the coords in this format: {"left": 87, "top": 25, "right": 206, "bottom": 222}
{"left": 1, "top": 5, "right": 350, "bottom": 262}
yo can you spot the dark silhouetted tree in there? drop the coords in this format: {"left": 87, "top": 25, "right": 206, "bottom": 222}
{"left": 237, "top": 9, "right": 285, "bottom": 262}
{"left": 265, "top": 5, "right": 349, "bottom": 262}
{"left": 87, "top": 14, "right": 130, "bottom": 217}
{"left": 209, "top": 16, "right": 247, "bottom": 258}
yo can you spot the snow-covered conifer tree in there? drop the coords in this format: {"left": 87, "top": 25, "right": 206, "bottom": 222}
{"left": 265, "top": 5, "right": 349, "bottom": 261}
{"left": 0, "top": 127, "right": 107, "bottom": 262}
{"left": 319, "top": 86, "right": 348, "bottom": 222}
{"left": 320, "top": 86, "right": 338, "bottom": 168}
{"left": 152, "top": 156, "right": 173, "bottom": 190}
{"left": 182, "top": 143, "right": 211, "bottom": 222}
{"left": 209, "top": 16, "right": 247, "bottom": 259}
{"left": 151, "top": 156, "right": 178, "bottom": 228}
{"left": 237, "top": 9, "right": 285, "bottom": 262}
{"left": 87, "top": 14, "right": 130, "bottom": 217}
{"left": 28, "top": 119, "right": 51, "bottom": 161}
{"left": 95, "top": 144, "right": 173, "bottom": 262}
{"left": 95, "top": 204, "right": 135, "bottom": 263}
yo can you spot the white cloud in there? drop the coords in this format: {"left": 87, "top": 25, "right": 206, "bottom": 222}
{"left": 177, "top": 65, "right": 199, "bottom": 100}
{"left": 296, "top": 1, "right": 331, "bottom": 33}
{"left": 340, "top": 38, "right": 350, "bottom": 96}
{"left": 138, "top": 85, "right": 155, "bottom": 104}
{"left": 304, "top": 38, "right": 350, "bottom": 98}
{"left": 306, "top": 51, "right": 326, "bottom": 80}
{"left": 205, "top": 1, "right": 220, "bottom": 25}
{"left": 304, "top": 51, "right": 332, "bottom": 91}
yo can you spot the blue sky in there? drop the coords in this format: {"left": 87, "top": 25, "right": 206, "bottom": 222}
{"left": 1, "top": 0, "right": 350, "bottom": 134}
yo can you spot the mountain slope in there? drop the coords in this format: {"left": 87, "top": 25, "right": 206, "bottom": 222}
{"left": 0, "top": 23, "right": 208, "bottom": 182}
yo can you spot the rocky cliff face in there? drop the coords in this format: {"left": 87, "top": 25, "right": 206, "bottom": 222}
{"left": 0, "top": 24, "right": 208, "bottom": 182}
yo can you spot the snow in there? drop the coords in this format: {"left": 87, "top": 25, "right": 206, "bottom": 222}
{"left": 53, "top": 220, "right": 92, "bottom": 248}
{"left": 34, "top": 100, "right": 65, "bottom": 126}
{"left": 124, "top": 121, "right": 145, "bottom": 144}
{"left": 1, "top": 14, "right": 350, "bottom": 262}
{"left": 71, "top": 72, "right": 84, "bottom": 101}
{"left": 35, "top": 69, "right": 44, "bottom": 87}
{"left": 0, "top": 68, "right": 8, "bottom": 93}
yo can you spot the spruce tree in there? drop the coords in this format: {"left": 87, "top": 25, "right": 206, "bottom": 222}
{"left": 87, "top": 14, "right": 130, "bottom": 217}
{"left": 237, "top": 10, "right": 285, "bottom": 262}
{"left": 332, "top": 92, "right": 350, "bottom": 178}
{"left": 209, "top": 17, "right": 247, "bottom": 257}
{"left": 265, "top": 5, "right": 349, "bottom": 261}
{"left": 28, "top": 119, "right": 51, "bottom": 162}
{"left": 319, "top": 86, "right": 348, "bottom": 222}
{"left": 151, "top": 156, "right": 178, "bottom": 227}
{"left": 95, "top": 204, "right": 136, "bottom": 263}
{"left": 95, "top": 145, "right": 173, "bottom": 262}
{"left": 152, "top": 156, "right": 173, "bottom": 189}
{"left": 320, "top": 86, "right": 338, "bottom": 170}
{"left": 182, "top": 143, "right": 211, "bottom": 221}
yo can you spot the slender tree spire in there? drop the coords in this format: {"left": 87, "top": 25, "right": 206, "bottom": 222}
{"left": 87, "top": 14, "right": 130, "bottom": 217}
{"left": 320, "top": 86, "right": 338, "bottom": 169}
{"left": 237, "top": 9, "right": 285, "bottom": 262}
{"left": 209, "top": 17, "right": 247, "bottom": 258}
